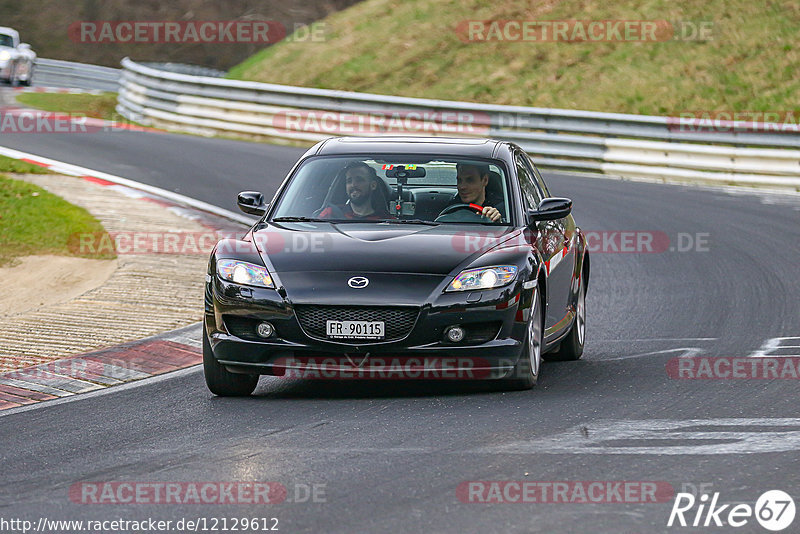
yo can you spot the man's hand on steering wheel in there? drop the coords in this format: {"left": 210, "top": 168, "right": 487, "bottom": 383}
{"left": 437, "top": 203, "right": 502, "bottom": 222}
{"left": 466, "top": 202, "right": 502, "bottom": 222}
{"left": 479, "top": 205, "right": 501, "bottom": 222}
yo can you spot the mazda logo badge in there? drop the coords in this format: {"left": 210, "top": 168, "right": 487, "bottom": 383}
{"left": 348, "top": 276, "right": 369, "bottom": 289}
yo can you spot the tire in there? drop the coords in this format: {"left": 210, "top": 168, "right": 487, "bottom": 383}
{"left": 502, "top": 287, "right": 543, "bottom": 390}
{"left": 21, "top": 67, "right": 32, "bottom": 86}
{"left": 4, "top": 65, "right": 15, "bottom": 86}
{"left": 203, "top": 329, "right": 259, "bottom": 396}
{"left": 544, "top": 271, "right": 585, "bottom": 362}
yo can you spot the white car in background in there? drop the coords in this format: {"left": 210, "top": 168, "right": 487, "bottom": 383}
{"left": 0, "top": 27, "right": 36, "bottom": 86}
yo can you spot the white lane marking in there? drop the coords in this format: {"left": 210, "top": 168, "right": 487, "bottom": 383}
{"left": 0, "top": 144, "right": 253, "bottom": 226}
{"left": 475, "top": 418, "right": 800, "bottom": 455}
{"left": 595, "top": 338, "right": 717, "bottom": 342}
{"left": 600, "top": 347, "right": 704, "bottom": 361}
{"left": 108, "top": 184, "right": 146, "bottom": 198}
{"left": 750, "top": 337, "right": 800, "bottom": 358}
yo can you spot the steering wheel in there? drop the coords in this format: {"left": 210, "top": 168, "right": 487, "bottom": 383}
{"left": 438, "top": 203, "right": 485, "bottom": 216}
{"left": 313, "top": 204, "right": 345, "bottom": 219}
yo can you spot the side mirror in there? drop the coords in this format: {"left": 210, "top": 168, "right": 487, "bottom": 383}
{"left": 237, "top": 191, "right": 267, "bottom": 216}
{"left": 528, "top": 197, "right": 572, "bottom": 222}
{"left": 19, "top": 43, "right": 31, "bottom": 51}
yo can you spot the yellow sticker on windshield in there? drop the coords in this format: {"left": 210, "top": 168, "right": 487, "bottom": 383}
{"left": 382, "top": 164, "right": 417, "bottom": 170}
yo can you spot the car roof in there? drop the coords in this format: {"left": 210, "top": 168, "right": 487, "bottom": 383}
{"left": 313, "top": 137, "right": 504, "bottom": 158}
{"left": 0, "top": 27, "right": 19, "bottom": 39}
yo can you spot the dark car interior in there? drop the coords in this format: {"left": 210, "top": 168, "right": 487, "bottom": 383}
{"left": 285, "top": 158, "right": 509, "bottom": 223}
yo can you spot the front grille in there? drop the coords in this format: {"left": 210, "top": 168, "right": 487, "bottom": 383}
{"left": 294, "top": 305, "right": 419, "bottom": 343}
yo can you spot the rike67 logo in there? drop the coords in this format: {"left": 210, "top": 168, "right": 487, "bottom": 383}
{"left": 668, "top": 490, "right": 795, "bottom": 531}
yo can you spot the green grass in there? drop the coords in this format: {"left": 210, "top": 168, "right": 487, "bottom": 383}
{"left": 16, "top": 92, "right": 120, "bottom": 121}
{"left": 0, "top": 175, "right": 115, "bottom": 266}
{"left": 0, "top": 156, "right": 52, "bottom": 174}
{"left": 15, "top": 92, "right": 152, "bottom": 131}
{"left": 228, "top": 0, "right": 800, "bottom": 116}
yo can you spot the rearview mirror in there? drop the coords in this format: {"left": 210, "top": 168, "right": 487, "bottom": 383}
{"left": 384, "top": 165, "right": 426, "bottom": 179}
{"left": 528, "top": 197, "right": 572, "bottom": 222}
{"left": 237, "top": 191, "right": 267, "bottom": 216}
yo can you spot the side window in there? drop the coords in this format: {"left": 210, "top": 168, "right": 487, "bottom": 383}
{"left": 526, "top": 155, "right": 551, "bottom": 198}
{"left": 516, "top": 153, "right": 542, "bottom": 210}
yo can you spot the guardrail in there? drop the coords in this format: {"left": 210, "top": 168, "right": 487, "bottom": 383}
{"left": 117, "top": 58, "right": 800, "bottom": 190}
{"left": 33, "top": 58, "right": 121, "bottom": 92}
{"left": 139, "top": 62, "right": 226, "bottom": 78}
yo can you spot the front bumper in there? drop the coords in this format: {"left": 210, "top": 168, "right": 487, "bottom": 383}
{"left": 206, "top": 276, "right": 533, "bottom": 379}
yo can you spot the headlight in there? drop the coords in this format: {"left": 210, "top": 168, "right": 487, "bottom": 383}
{"left": 0, "top": 51, "right": 10, "bottom": 61}
{"left": 216, "top": 259, "right": 274, "bottom": 288}
{"left": 446, "top": 265, "right": 517, "bottom": 292}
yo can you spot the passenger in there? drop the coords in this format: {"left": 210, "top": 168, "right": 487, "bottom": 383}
{"left": 318, "top": 161, "right": 390, "bottom": 220}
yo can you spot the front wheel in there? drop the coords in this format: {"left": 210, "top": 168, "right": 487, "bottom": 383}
{"left": 502, "top": 287, "right": 543, "bottom": 390}
{"left": 203, "top": 329, "right": 259, "bottom": 396}
{"left": 4, "top": 65, "right": 16, "bottom": 86}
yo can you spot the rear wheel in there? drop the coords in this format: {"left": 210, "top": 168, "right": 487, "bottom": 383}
{"left": 203, "top": 329, "right": 259, "bottom": 396}
{"left": 502, "top": 287, "right": 543, "bottom": 390}
{"left": 544, "top": 272, "right": 585, "bottom": 361}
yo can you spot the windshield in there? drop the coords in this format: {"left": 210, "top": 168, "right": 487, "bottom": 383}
{"left": 271, "top": 156, "right": 512, "bottom": 225}
{"left": 0, "top": 34, "right": 14, "bottom": 48}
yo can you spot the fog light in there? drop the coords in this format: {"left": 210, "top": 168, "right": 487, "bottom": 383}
{"left": 256, "top": 322, "right": 274, "bottom": 338}
{"left": 445, "top": 326, "right": 465, "bottom": 343}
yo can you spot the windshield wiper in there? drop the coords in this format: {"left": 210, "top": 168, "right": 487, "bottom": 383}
{"left": 379, "top": 219, "right": 440, "bottom": 226}
{"left": 271, "top": 216, "right": 327, "bottom": 223}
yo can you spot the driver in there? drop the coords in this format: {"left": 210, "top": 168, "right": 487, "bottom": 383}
{"left": 439, "top": 163, "right": 503, "bottom": 222}
{"left": 318, "top": 161, "right": 390, "bottom": 220}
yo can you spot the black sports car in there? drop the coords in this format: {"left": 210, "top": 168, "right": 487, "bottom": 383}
{"left": 204, "top": 137, "right": 589, "bottom": 395}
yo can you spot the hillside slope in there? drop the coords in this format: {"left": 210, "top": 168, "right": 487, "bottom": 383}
{"left": 0, "top": 0, "right": 360, "bottom": 69}
{"left": 229, "top": 0, "right": 799, "bottom": 115}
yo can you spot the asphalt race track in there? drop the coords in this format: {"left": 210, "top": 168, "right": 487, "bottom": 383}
{"left": 2, "top": 95, "right": 800, "bottom": 532}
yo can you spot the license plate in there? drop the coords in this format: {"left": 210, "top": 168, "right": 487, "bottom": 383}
{"left": 326, "top": 320, "right": 384, "bottom": 339}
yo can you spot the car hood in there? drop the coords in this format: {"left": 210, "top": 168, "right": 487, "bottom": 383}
{"left": 253, "top": 222, "right": 520, "bottom": 276}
